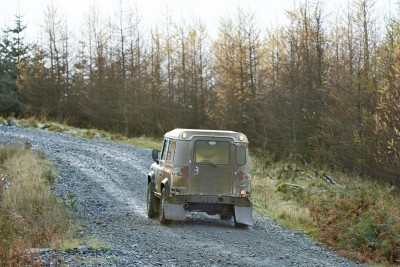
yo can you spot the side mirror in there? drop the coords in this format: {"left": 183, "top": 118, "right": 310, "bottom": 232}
{"left": 152, "top": 149, "right": 159, "bottom": 163}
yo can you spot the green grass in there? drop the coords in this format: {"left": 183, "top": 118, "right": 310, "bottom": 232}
{"left": 251, "top": 158, "right": 315, "bottom": 232}
{"left": 123, "top": 136, "right": 163, "bottom": 150}
{"left": 61, "top": 236, "right": 111, "bottom": 251}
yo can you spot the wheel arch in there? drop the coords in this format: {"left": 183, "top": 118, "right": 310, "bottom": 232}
{"left": 161, "top": 177, "right": 169, "bottom": 190}
{"left": 148, "top": 171, "right": 155, "bottom": 184}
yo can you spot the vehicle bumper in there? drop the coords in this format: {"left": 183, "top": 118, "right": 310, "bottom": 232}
{"left": 164, "top": 194, "right": 253, "bottom": 225}
{"left": 168, "top": 194, "right": 252, "bottom": 207}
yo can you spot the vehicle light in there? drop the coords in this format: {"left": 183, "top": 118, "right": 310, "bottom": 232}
{"left": 240, "top": 189, "right": 246, "bottom": 196}
{"left": 182, "top": 133, "right": 187, "bottom": 139}
{"left": 239, "top": 135, "right": 244, "bottom": 141}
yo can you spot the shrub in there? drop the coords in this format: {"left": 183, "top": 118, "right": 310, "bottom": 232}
{"left": 253, "top": 157, "right": 400, "bottom": 265}
{"left": 308, "top": 180, "right": 400, "bottom": 264}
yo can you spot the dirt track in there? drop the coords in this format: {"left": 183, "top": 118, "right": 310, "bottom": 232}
{"left": 0, "top": 125, "right": 364, "bottom": 266}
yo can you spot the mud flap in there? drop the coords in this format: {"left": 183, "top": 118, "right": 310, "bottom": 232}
{"left": 234, "top": 205, "right": 253, "bottom": 226}
{"left": 164, "top": 202, "right": 186, "bottom": 221}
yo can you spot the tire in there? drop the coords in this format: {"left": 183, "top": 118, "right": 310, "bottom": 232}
{"left": 159, "top": 188, "right": 170, "bottom": 225}
{"left": 220, "top": 213, "right": 233, "bottom": 220}
{"left": 147, "top": 182, "right": 156, "bottom": 218}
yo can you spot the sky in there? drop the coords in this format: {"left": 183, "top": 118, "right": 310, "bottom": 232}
{"left": 0, "top": 0, "right": 397, "bottom": 41}
{"left": 1, "top": 0, "right": 295, "bottom": 40}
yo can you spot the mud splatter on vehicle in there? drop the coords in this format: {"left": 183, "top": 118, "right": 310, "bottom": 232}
{"left": 147, "top": 129, "right": 252, "bottom": 227}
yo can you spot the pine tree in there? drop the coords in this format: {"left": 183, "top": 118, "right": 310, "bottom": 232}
{"left": 0, "top": 15, "right": 31, "bottom": 115}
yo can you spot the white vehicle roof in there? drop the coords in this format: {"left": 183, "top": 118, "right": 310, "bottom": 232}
{"left": 164, "top": 129, "right": 248, "bottom": 143}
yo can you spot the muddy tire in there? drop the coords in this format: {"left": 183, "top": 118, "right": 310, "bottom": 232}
{"left": 159, "top": 188, "right": 170, "bottom": 225}
{"left": 220, "top": 214, "right": 233, "bottom": 220}
{"left": 147, "top": 182, "right": 156, "bottom": 218}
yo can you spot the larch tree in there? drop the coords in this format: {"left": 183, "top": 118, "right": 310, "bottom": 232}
{"left": 212, "top": 8, "right": 263, "bottom": 138}
{"left": 174, "top": 19, "right": 212, "bottom": 128}
{"left": 148, "top": 27, "right": 167, "bottom": 135}
{"left": 187, "top": 20, "right": 212, "bottom": 128}
{"left": 353, "top": 0, "right": 379, "bottom": 174}
{"left": 43, "top": 3, "right": 72, "bottom": 118}
{"left": 265, "top": 1, "right": 328, "bottom": 160}
{"left": 373, "top": 17, "right": 400, "bottom": 182}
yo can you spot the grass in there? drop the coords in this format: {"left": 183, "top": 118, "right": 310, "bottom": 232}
{"left": 61, "top": 236, "right": 111, "bottom": 251}
{"left": 123, "top": 136, "right": 163, "bottom": 150}
{"left": 0, "top": 146, "right": 77, "bottom": 265}
{"left": 18, "top": 117, "right": 39, "bottom": 128}
{"left": 251, "top": 158, "right": 315, "bottom": 232}
{"left": 7, "top": 116, "right": 163, "bottom": 150}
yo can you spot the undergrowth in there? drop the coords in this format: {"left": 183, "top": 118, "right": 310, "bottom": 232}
{"left": 251, "top": 156, "right": 400, "bottom": 265}
{"left": 0, "top": 146, "right": 76, "bottom": 265}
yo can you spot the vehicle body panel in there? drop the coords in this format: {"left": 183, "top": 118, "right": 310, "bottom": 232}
{"left": 147, "top": 129, "right": 253, "bottom": 226}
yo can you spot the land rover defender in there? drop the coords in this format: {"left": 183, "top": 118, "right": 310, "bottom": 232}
{"left": 147, "top": 129, "right": 253, "bottom": 227}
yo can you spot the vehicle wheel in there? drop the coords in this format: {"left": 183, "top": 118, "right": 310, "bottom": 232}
{"left": 147, "top": 182, "right": 156, "bottom": 218}
{"left": 220, "top": 213, "right": 233, "bottom": 220}
{"left": 159, "top": 188, "right": 170, "bottom": 225}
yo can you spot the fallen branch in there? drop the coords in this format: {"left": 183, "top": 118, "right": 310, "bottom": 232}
{"left": 323, "top": 174, "right": 336, "bottom": 185}
{"left": 297, "top": 153, "right": 337, "bottom": 185}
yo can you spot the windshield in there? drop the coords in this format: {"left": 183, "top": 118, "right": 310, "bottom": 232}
{"left": 194, "top": 140, "right": 230, "bottom": 165}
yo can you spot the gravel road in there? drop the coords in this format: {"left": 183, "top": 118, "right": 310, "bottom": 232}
{"left": 0, "top": 125, "right": 364, "bottom": 267}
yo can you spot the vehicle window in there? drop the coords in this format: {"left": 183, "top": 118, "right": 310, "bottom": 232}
{"left": 194, "top": 140, "right": 230, "bottom": 164}
{"left": 237, "top": 146, "right": 246, "bottom": 165}
{"left": 161, "top": 139, "right": 168, "bottom": 160}
{"left": 166, "top": 140, "right": 176, "bottom": 162}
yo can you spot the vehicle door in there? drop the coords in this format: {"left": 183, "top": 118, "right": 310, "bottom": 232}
{"left": 154, "top": 139, "right": 168, "bottom": 192}
{"left": 162, "top": 139, "right": 176, "bottom": 188}
{"left": 188, "top": 137, "right": 233, "bottom": 195}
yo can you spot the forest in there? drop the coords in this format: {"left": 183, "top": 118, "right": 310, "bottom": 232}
{"left": 0, "top": 0, "right": 399, "bottom": 184}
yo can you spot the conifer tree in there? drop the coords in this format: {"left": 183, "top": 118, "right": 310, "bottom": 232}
{"left": 0, "top": 15, "right": 31, "bottom": 115}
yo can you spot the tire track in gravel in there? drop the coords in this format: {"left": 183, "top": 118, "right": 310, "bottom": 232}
{"left": 0, "top": 125, "right": 366, "bottom": 267}
{"left": 63, "top": 150, "right": 147, "bottom": 216}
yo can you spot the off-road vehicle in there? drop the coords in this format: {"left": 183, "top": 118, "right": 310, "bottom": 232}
{"left": 146, "top": 129, "right": 253, "bottom": 227}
